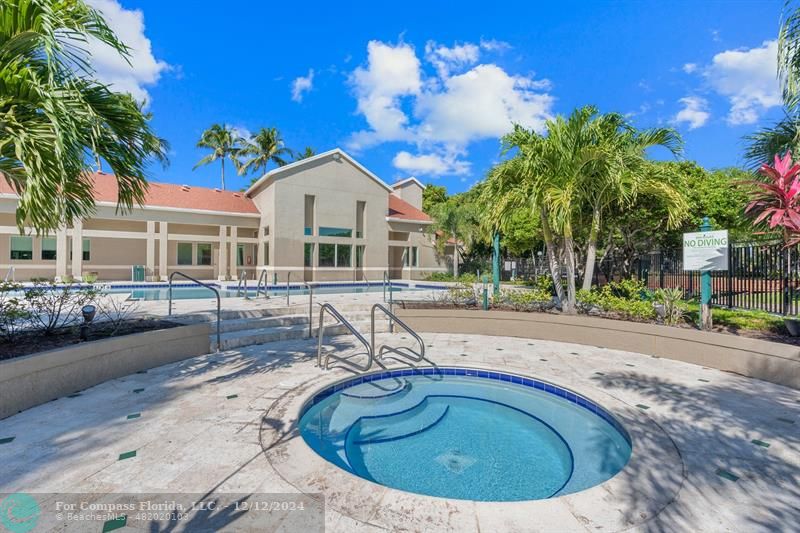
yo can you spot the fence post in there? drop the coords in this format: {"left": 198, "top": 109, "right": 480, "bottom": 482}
{"left": 783, "top": 246, "right": 791, "bottom": 316}
{"left": 727, "top": 242, "right": 733, "bottom": 309}
{"left": 700, "top": 217, "right": 713, "bottom": 330}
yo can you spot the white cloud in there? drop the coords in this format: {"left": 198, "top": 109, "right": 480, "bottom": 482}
{"left": 393, "top": 150, "right": 470, "bottom": 176}
{"left": 479, "top": 38, "right": 512, "bottom": 52}
{"left": 682, "top": 63, "right": 698, "bottom": 74}
{"left": 85, "top": 0, "right": 169, "bottom": 103}
{"left": 703, "top": 40, "right": 780, "bottom": 125}
{"left": 424, "top": 41, "right": 480, "bottom": 78}
{"left": 347, "top": 39, "right": 554, "bottom": 176}
{"left": 415, "top": 64, "right": 553, "bottom": 145}
{"left": 291, "top": 69, "right": 314, "bottom": 102}
{"left": 348, "top": 40, "right": 422, "bottom": 149}
{"left": 673, "top": 96, "right": 710, "bottom": 129}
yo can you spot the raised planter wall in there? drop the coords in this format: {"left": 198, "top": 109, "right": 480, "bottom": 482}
{"left": 0, "top": 323, "right": 211, "bottom": 419}
{"left": 395, "top": 308, "right": 800, "bottom": 390}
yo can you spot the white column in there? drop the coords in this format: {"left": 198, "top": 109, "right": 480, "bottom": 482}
{"left": 71, "top": 220, "right": 83, "bottom": 279}
{"left": 159, "top": 221, "right": 168, "bottom": 281}
{"left": 146, "top": 221, "right": 156, "bottom": 281}
{"left": 56, "top": 227, "right": 68, "bottom": 280}
{"left": 218, "top": 225, "right": 228, "bottom": 280}
{"left": 229, "top": 226, "right": 238, "bottom": 279}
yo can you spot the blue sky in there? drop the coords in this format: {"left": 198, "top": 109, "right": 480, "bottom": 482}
{"left": 89, "top": 0, "right": 783, "bottom": 194}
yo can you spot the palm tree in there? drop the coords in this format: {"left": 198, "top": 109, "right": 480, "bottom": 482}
{"left": 239, "top": 127, "right": 292, "bottom": 179}
{"left": 293, "top": 147, "right": 317, "bottom": 161}
{"left": 194, "top": 124, "right": 243, "bottom": 190}
{"left": 429, "top": 199, "right": 480, "bottom": 278}
{"left": 744, "top": 116, "right": 799, "bottom": 169}
{"left": 0, "top": 0, "right": 167, "bottom": 232}
{"left": 578, "top": 112, "right": 685, "bottom": 290}
{"left": 779, "top": 3, "right": 800, "bottom": 110}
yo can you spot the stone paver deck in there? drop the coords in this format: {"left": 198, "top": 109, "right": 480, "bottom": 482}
{"left": 1, "top": 332, "right": 798, "bottom": 532}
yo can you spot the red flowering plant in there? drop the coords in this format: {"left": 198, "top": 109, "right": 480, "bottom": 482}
{"left": 744, "top": 151, "right": 800, "bottom": 246}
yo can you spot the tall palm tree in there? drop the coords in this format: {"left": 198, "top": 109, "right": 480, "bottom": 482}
{"left": 744, "top": 116, "right": 799, "bottom": 169}
{"left": 239, "top": 127, "right": 292, "bottom": 179}
{"left": 293, "top": 146, "right": 317, "bottom": 161}
{"left": 578, "top": 112, "right": 685, "bottom": 289}
{"left": 0, "top": 0, "right": 167, "bottom": 232}
{"left": 194, "top": 124, "right": 243, "bottom": 190}
{"left": 429, "top": 199, "right": 480, "bottom": 278}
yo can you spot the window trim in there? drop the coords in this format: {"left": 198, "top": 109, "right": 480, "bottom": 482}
{"left": 10, "top": 235, "right": 33, "bottom": 261}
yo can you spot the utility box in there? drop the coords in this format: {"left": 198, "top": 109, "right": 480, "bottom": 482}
{"left": 131, "top": 265, "right": 146, "bottom": 282}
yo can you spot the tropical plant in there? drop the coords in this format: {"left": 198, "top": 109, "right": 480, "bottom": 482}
{"left": 743, "top": 151, "right": 800, "bottom": 245}
{"left": 240, "top": 127, "right": 292, "bottom": 179}
{"left": 429, "top": 198, "right": 481, "bottom": 278}
{"left": 0, "top": 281, "right": 29, "bottom": 342}
{"left": 293, "top": 146, "right": 316, "bottom": 161}
{"left": 0, "top": 0, "right": 168, "bottom": 232}
{"left": 422, "top": 184, "right": 448, "bottom": 212}
{"left": 744, "top": 115, "right": 799, "bottom": 169}
{"left": 24, "top": 279, "right": 100, "bottom": 335}
{"left": 194, "top": 124, "right": 244, "bottom": 190}
{"left": 655, "top": 287, "right": 688, "bottom": 326}
{"left": 779, "top": 2, "right": 800, "bottom": 110}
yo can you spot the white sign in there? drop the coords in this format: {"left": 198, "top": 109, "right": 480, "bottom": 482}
{"left": 683, "top": 230, "right": 729, "bottom": 271}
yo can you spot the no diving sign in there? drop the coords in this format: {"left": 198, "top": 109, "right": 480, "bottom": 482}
{"left": 683, "top": 230, "right": 729, "bottom": 271}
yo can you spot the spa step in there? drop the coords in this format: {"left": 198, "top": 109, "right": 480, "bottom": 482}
{"left": 345, "top": 397, "right": 449, "bottom": 447}
{"left": 211, "top": 317, "right": 391, "bottom": 351}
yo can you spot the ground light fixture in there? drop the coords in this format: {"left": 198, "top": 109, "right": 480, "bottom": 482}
{"left": 80, "top": 304, "right": 96, "bottom": 341}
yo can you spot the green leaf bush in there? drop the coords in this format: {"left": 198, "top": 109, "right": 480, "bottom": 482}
{"left": 578, "top": 279, "right": 656, "bottom": 320}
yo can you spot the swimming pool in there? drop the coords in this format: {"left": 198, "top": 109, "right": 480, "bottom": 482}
{"left": 299, "top": 368, "right": 631, "bottom": 502}
{"left": 107, "top": 282, "right": 437, "bottom": 300}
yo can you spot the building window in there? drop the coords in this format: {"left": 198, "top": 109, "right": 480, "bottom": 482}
{"left": 10, "top": 236, "right": 32, "bottom": 260}
{"left": 356, "top": 201, "right": 366, "bottom": 238}
{"left": 41, "top": 237, "right": 57, "bottom": 260}
{"left": 319, "top": 243, "right": 335, "bottom": 267}
{"left": 337, "top": 245, "right": 351, "bottom": 267}
{"left": 304, "top": 195, "right": 315, "bottom": 236}
{"left": 197, "top": 243, "right": 212, "bottom": 266}
{"left": 304, "top": 243, "right": 314, "bottom": 267}
{"left": 411, "top": 246, "right": 419, "bottom": 267}
{"left": 237, "top": 244, "right": 245, "bottom": 266}
{"left": 319, "top": 227, "right": 352, "bottom": 237}
{"left": 82, "top": 239, "right": 90, "bottom": 261}
{"left": 263, "top": 226, "right": 270, "bottom": 236}
{"left": 356, "top": 245, "right": 365, "bottom": 268}
{"left": 177, "top": 243, "right": 193, "bottom": 265}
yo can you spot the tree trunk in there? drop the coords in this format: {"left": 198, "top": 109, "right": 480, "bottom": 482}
{"left": 563, "top": 224, "right": 578, "bottom": 315}
{"left": 581, "top": 207, "right": 601, "bottom": 291}
{"left": 453, "top": 243, "right": 459, "bottom": 278}
{"left": 539, "top": 207, "right": 566, "bottom": 305}
{"left": 221, "top": 158, "right": 226, "bottom": 190}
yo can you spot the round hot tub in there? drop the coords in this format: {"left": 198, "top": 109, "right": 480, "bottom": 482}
{"left": 299, "top": 367, "right": 631, "bottom": 502}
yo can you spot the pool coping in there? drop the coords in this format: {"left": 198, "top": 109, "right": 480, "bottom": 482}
{"left": 261, "top": 362, "right": 685, "bottom": 531}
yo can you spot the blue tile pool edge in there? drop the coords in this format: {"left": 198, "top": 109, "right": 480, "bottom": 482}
{"left": 302, "top": 366, "right": 633, "bottom": 447}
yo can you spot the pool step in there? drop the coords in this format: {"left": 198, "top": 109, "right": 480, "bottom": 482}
{"left": 345, "top": 397, "right": 449, "bottom": 447}
{"left": 211, "top": 315, "right": 391, "bottom": 351}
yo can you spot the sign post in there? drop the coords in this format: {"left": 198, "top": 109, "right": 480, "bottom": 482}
{"left": 682, "top": 218, "right": 728, "bottom": 331}
{"left": 492, "top": 231, "right": 501, "bottom": 295}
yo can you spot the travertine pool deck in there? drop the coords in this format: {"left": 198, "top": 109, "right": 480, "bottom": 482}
{"left": 1, "top": 333, "right": 798, "bottom": 532}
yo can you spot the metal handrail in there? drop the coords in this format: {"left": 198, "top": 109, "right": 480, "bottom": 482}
{"left": 255, "top": 269, "right": 269, "bottom": 298}
{"left": 383, "top": 270, "right": 389, "bottom": 302}
{"left": 317, "top": 303, "right": 373, "bottom": 372}
{"left": 3, "top": 266, "right": 14, "bottom": 282}
{"left": 236, "top": 270, "right": 248, "bottom": 298}
{"left": 304, "top": 282, "right": 314, "bottom": 338}
{"left": 286, "top": 271, "right": 291, "bottom": 306}
{"left": 371, "top": 303, "right": 424, "bottom": 363}
{"left": 168, "top": 271, "right": 221, "bottom": 352}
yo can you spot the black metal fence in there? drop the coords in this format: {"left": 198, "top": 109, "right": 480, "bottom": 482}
{"left": 634, "top": 241, "right": 800, "bottom": 316}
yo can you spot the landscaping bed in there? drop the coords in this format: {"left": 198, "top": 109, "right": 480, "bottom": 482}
{"left": 0, "top": 318, "right": 181, "bottom": 360}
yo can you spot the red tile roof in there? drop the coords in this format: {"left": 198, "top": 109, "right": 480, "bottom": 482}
{"left": 388, "top": 194, "right": 431, "bottom": 222}
{"left": 0, "top": 172, "right": 260, "bottom": 215}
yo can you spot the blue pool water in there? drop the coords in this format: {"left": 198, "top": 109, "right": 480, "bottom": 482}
{"left": 114, "top": 283, "right": 428, "bottom": 301}
{"left": 299, "top": 368, "right": 631, "bottom": 501}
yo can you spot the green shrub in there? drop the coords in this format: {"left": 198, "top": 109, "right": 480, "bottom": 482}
{"left": 496, "top": 287, "right": 554, "bottom": 311}
{"left": 24, "top": 279, "right": 101, "bottom": 335}
{"left": 655, "top": 287, "right": 688, "bottom": 326}
{"left": 0, "top": 281, "right": 29, "bottom": 342}
{"left": 457, "top": 272, "right": 478, "bottom": 284}
{"left": 577, "top": 280, "right": 656, "bottom": 321}
{"left": 425, "top": 272, "right": 454, "bottom": 282}
{"left": 83, "top": 272, "right": 98, "bottom": 284}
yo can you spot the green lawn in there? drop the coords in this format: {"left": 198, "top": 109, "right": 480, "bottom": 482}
{"left": 686, "top": 303, "right": 786, "bottom": 333}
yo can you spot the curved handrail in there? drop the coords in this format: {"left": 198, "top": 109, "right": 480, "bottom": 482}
{"left": 286, "top": 271, "right": 291, "bottom": 306}
{"left": 168, "top": 271, "right": 221, "bottom": 352}
{"left": 255, "top": 269, "right": 269, "bottom": 298}
{"left": 370, "top": 303, "right": 424, "bottom": 363}
{"left": 236, "top": 270, "right": 248, "bottom": 298}
{"left": 317, "top": 303, "right": 373, "bottom": 372}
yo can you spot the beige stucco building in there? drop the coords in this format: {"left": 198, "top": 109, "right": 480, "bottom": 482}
{"left": 0, "top": 149, "right": 450, "bottom": 283}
